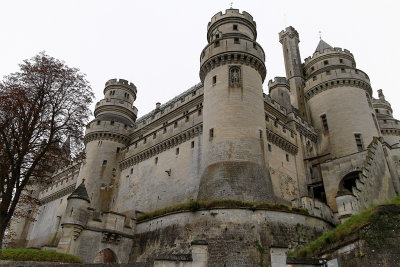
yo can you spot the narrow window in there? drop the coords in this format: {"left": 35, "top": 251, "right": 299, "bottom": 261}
{"left": 268, "top": 144, "right": 272, "bottom": 152}
{"left": 210, "top": 128, "right": 214, "bottom": 138}
{"left": 340, "top": 59, "right": 343, "bottom": 63}
{"left": 253, "top": 42, "right": 257, "bottom": 49}
{"left": 321, "top": 114, "right": 329, "bottom": 131}
{"left": 324, "top": 60, "right": 329, "bottom": 65}
{"left": 153, "top": 132, "right": 156, "bottom": 139}
{"left": 176, "top": 148, "right": 180, "bottom": 155}
{"left": 214, "top": 41, "right": 220, "bottom": 47}
{"left": 286, "top": 154, "right": 289, "bottom": 162}
{"left": 355, "top": 69, "right": 358, "bottom": 74}
{"left": 155, "top": 157, "right": 158, "bottom": 165}
{"left": 198, "top": 109, "right": 202, "bottom": 116}
{"left": 130, "top": 168, "right": 133, "bottom": 174}
{"left": 143, "top": 137, "right": 147, "bottom": 144}
{"left": 354, "top": 134, "right": 364, "bottom": 152}
{"left": 311, "top": 66, "right": 315, "bottom": 71}
{"left": 274, "top": 119, "right": 279, "bottom": 127}
{"left": 233, "top": 24, "right": 238, "bottom": 30}
{"left": 97, "top": 120, "right": 101, "bottom": 125}
{"left": 265, "top": 114, "right": 269, "bottom": 121}
{"left": 213, "top": 75, "right": 217, "bottom": 84}
{"left": 234, "top": 38, "right": 240, "bottom": 44}
{"left": 174, "top": 121, "right": 178, "bottom": 128}
{"left": 135, "top": 143, "right": 137, "bottom": 148}
{"left": 259, "top": 129, "right": 263, "bottom": 139}
{"left": 216, "top": 33, "right": 220, "bottom": 39}
{"left": 102, "top": 160, "right": 107, "bottom": 166}
{"left": 191, "top": 141, "right": 195, "bottom": 148}
{"left": 186, "top": 116, "right": 189, "bottom": 122}
{"left": 163, "top": 127, "right": 167, "bottom": 133}
{"left": 110, "top": 121, "right": 114, "bottom": 125}
{"left": 375, "top": 109, "right": 379, "bottom": 113}
{"left": 116, "top": 147, "right": 120, "bottom": 153}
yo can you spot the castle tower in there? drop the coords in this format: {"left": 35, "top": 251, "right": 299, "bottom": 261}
{"left": 197, "top": 9, "right": 275, "bottom": 202}
{"left": 268, "top": 77, "right": 291, "bottom": 111}
{"left": 279, "top": 26, "right": 307, "bottom": 120}
{"left": 303, "top": 42, "right": 378, "bottom": 158}
{"left": 77, "top": 79, "right": 138, "bottom": 210}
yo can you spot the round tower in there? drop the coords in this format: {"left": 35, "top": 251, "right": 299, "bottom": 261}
{"left": 373, "top": 89, "right": 400, "bottom": 147}
{"left": 197, "top": 9, "right": 274, "bottom": 202}
{"left": 78, "top": 79, "right": 138, "bottom": 210}
{"left": 268, "top": 77, "right": 291, "bottom": 111}
{"left": 303, "top": 43, "right": 378, "bottom": 158}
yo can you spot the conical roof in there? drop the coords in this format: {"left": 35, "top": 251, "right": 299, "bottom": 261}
{"left": 315, "top": 39, "right": 332, "bottom": 53}
{"left": 67, "top": 181, "right": 90, "bottom": 203}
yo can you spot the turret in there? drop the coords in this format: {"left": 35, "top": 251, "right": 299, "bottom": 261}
{"left": 268, "top": 77, "right": 291, "bottom": 111}
{"left": 279, "top": 26, "right": 307, "bottom": 120}
{"left": 303, "top": 42, "right": 378, "bottom": 158}
{"left": 57, "top": 181, "right": 90, "bottom": 255}
{"left": 197, "top": 9, "right": 274, "bottom": 202}
{"left": 372, "top": 89, "right": 400, "bottom": 148}
{"left": 77, "top": 79, "right": 138, "bottom": 210}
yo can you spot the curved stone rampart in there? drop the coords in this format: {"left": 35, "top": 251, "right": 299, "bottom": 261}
{"left": 131, "top": 209, "right": 332, "bottom": 266}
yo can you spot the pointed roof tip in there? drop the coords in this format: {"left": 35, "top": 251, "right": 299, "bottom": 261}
{"left": 315, "top": 39, "right": 332, "bottom": 53}
{"left": 68, "top": 180, "right": 90, "bottom": 203}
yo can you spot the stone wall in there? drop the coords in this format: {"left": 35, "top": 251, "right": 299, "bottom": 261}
{"left": 130, "top": 209, "right": 332, "bottom": 267}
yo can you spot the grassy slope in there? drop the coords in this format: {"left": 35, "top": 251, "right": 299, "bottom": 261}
{"left": 136, "top": 199, "right": 309, "bottom": 222}
{"left": 290, "top": 195, "right": 400, "bottom": 258}
{"left": 0, "top": 249, "right": 82, "bottom": 263}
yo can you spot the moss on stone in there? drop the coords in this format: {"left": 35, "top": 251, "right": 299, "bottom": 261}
{"left": 290, "top": 195, "right": 400, "bottom": 258}
{"left": 0, "top": 249, "right": 82, "bottom": 263}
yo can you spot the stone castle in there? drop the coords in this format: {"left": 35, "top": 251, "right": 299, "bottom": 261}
{"left": 8, "top": 8, "right": 400, "bottom": 266}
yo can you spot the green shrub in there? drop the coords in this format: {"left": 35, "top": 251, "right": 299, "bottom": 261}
{"left": 0, "top": 249, "right": 82, "bottom": 263}
{"left": 136, "top": 199, "right": 309, "bottom": 222}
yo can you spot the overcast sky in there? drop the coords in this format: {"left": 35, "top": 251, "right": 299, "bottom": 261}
{"left": 1, "top": 0, "right": 399, "bottom": 120}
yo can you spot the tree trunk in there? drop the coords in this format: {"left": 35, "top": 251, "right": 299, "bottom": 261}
{"left": 0, "top": 214, "right": 10, "bottom": 249}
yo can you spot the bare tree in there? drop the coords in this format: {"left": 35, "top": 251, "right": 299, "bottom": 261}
{"left": 0, "top": 52, "right": 94, "bottom": 247}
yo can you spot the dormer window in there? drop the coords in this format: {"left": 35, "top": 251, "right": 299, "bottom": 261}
{"left": 216, "top": 33, "right": 220, "bottom": 39}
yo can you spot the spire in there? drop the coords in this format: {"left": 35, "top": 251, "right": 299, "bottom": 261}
{"left": 315, "top": 39, "right": 332, "bottom": 53}
{"left": 68, "top": 180, "right": 90, "bottom": 203}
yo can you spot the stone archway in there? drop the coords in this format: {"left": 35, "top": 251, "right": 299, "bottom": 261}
{"left": 93, "top": 248, "right": 118, "bottom": 263}
{"left": 339, "top": 171, "right": 361, "bottom": 193}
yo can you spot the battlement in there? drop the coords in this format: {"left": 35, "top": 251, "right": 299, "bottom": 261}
{"left": 279, "top": 26, "right": 299, "bottom": 42}
{"left": 304, "top": 47, "right": 354, "bottom": 65}
{"left": 208, "top": 9, "right": 255, "bottom": 29}
{"left": 105, "top": 78, "right": 137, "bottom": 94}
{"left": 268, "top": 77, "right": 289, "bottom": 91}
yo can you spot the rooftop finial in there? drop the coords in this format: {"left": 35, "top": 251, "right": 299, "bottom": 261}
{"left": 230, "top": 2, "right": 233, "bottom": 8}
{"left": 319, "top": 30, "right": 322, "bottom": 40}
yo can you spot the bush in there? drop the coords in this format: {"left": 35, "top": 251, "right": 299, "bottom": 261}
{"left": 0, "top": 249, "right": 82, "bottom": 263}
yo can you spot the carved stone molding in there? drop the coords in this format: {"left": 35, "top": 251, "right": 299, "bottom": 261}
{"left": 40, "top": 184, "right": 76, "bottom": 204}
{"left": 200, "top": 52, "right": 266, "bottom": 82}
{"left": 120, "top": 124, "right": 203, "bottom": 170}
{"left": 304, "top": 78, "right": 372, "bottom": 102}
{"left": 266, "top": 128, "right": 298, "bottom": 155}
{"left": 84, "top": 131, "right": 130, "bottom": 145}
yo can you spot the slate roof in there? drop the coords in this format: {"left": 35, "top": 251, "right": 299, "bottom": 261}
{"left": 315, "top": 39, "right": 333, "bottom": 53}
{"left": 67, "top": 181, "right": 90, "bottom": 203}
